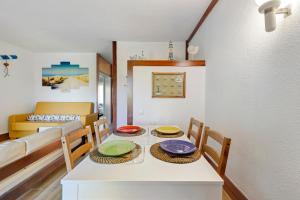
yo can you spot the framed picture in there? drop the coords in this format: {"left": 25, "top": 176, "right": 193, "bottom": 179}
{"left": 42, "top": 61, "right": 89, "bottom": 92}
{"left": 152, "top": 72, "right": 186, "bottom": 98}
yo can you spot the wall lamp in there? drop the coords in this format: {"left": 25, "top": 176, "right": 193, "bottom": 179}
{"left": 256, "top": 0, "right": 292, "bottom": 32}
{"left": 0, "top": 55, "right": 18, "bottom": 77}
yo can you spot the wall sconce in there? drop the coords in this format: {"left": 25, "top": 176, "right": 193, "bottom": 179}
{"left": 0, "top": 55, "right": 18, "bottom": 77}
{"left": 256, "top": 0, "right": 292, "bottom": 32}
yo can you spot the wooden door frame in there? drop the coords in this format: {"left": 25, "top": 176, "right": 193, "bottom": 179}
{"left": 111, "top": 41, "right": 117, "bottom": 131}
{"left": 127, "top": 60, "right": 206, "bottom": 125}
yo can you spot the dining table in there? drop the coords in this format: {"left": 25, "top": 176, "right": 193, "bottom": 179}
{"left": 61, "top": 125, "right": 223, "bottom": 200}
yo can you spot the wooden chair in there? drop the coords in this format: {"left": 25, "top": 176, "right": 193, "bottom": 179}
{"left": 200, "top": 127, "right": 231, "bottom": 177}
{"left": 94, "top": 117, "right": 110, "bottom": 146}
{"left": 61, "top": 126, "right": 94, "bottom": 172}
{"left": 187, "top": 117, "right": 204, "bottom": 148}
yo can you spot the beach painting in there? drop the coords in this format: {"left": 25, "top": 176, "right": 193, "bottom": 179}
{"left": 42, "top": 61, "right": 89, "bottom": 92}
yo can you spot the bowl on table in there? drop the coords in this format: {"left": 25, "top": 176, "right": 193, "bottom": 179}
{"left": 155, "top": 126, "right": 181, "bottom": 135}
{"left": 159, "top": 140, "right": 197, "bottom": 155}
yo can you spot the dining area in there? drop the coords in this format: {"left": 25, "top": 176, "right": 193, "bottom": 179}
{"left": 60, "top": 117, "right": 231, "bottom": 200}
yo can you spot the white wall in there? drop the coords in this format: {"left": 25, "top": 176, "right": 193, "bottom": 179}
{"left": 190, "top": 0, "right": 300, "bottom": 199}
{"left": 133, "top": 67, "right": 205, "bottom": 132}
{"left": 0, "top": 41, "right": 34, "bottom": 134}
{"left": 117, "top": 41, "right": 186, "bottom": 126}
{"left": 33, "top": 53, "right": 97, "bottom": 110}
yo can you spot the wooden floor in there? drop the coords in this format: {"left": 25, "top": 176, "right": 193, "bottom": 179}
{"left": 17, "top": 165, "right": 231, "bottom": 200}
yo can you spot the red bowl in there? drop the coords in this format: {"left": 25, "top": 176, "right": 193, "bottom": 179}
{"left": 117, "top": 125, "right": 141, "bottom": 134}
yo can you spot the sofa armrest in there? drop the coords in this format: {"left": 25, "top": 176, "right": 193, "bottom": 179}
{"left": 8, "top": 113, "right": 33, "bottom": 139}
{"left": 9, "top": 113, "right": 32, "bottom": 123}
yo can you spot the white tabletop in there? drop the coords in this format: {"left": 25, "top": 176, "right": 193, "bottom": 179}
{"left": 61, "top": 126, "right": 223, "bottom": 185}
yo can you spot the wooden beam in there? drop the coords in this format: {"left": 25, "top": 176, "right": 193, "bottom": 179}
{"left": 0, "top": 140, "right": 62, "bottom": 181}
{"left": 127, "top": 60, "right": 206, "bottom": 125}
{"left": 185, "top": 40, "right": 189, "bottom": 60}
{"left": 187, "top": 0, "right": 219, "bottom": 43}
{"left": 111, "top": 41, "right": 117, "bottom": 130}
{"left": 0, "top": 156, "right": 65, "bottom": 200}
{"left": 97, "top": 53, "right": 111, "bottom": 76}
{"left": 127, "top": 60, "right": 205, "bottom": 68}
{"left": 0, "top": 133, "right": 9, "bottom": 142}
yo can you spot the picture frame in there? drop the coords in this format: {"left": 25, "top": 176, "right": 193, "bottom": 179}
{"left": 152, "top": 72, "right": 186, "bottom": 98}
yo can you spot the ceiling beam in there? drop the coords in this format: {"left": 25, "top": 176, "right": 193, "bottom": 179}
{"left": 187, "top": 0, "right": 219, "bottom": 43}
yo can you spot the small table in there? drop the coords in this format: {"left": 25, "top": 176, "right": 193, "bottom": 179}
{"left": 61, "top": 125, "right": 223, "bottom": 200}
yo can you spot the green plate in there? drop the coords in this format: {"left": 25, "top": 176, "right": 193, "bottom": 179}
{"left": 98, "top": 140, "right": 136, "bottom": 157}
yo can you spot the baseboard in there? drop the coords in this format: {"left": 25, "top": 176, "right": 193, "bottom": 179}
{"left": 0, "top": 133, "right": 9, "bottom": 142}
{"left": 223, "top": 175, "right": 248, "bottom": 200}
{"left": 203, "top": 155, "right": 248, "bottom": 200}
{"left": 0, "top": 156, "right": 65, "bottom": 200}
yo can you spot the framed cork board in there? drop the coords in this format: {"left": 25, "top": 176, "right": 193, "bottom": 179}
{"left": 152, "top": 72, "right": 186, "bottom": 98}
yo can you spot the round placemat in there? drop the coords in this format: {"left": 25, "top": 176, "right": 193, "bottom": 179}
{"left": 114, "top": 128, "right": 146, "bottom": 137}
{"left": 151, "top": 129, "right": 184, "bottom": 138}
{"left": 150, "top": 143, "right": 201, "bottom": 164}
{"left": 90, "top": 143, "right": 141, "bottom": 164}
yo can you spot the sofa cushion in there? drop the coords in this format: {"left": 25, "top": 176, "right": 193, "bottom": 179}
{"left": 27, "top": 114, "right": 80, "bottom": 122}
{"left": 11, "top": 121, "right": 64, "bottom": 131}
{"left": 0, "top": 141, "right": 26, "bottom": 167}
{"left": 34, "top": 102, "right": 94, "bottom": 115}
{"left": 16, "top": 128, "right": 62, "bottom": 154}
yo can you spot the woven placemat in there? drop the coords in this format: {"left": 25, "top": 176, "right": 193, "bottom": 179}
{"left": 151, "top": 129, "right": 184, "bottom": 138}
{"left": 150, "top": 143, "right": 201, "bottom": 164}
{"left": 113, "top": 128, "right": 146, "bottom": 137}
{"left": 89, "top": 143, "right": 141, "bottom": 164}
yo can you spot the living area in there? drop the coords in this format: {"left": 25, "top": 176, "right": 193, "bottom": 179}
{"left": 0, "top": 39, "right": 200, "bottom": 199}
{"left": 1, "top": 0, "right": 300, "bottom": 200}
{"left": 0, "top": 43, "right": 105, "bottom": 199}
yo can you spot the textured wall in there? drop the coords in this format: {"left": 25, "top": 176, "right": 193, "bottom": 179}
{"left": 190, "top": 0, "right": 300, "bottom": 199}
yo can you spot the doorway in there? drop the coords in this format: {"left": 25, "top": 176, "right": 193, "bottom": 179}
{"left": 96, "top": 54, "right": 112, "bottom": 124}
{"left": 98, "top": 73, "right": 111, "bottom": 123}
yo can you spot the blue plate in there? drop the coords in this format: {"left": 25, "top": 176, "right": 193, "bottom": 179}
{"left": 160, "top": 140, "right": 197, "bottom": 155}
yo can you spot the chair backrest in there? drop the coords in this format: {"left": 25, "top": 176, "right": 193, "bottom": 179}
{"left": 200, "top": 127, "right": 231, "bottom": 177}
{"left": 94, "top": 117, "right": 110, "bottom": 146}
{"left": 61, "top": 126, "right": 94, "bottom": 172}
{"left": 187, "top": 117, "right": 204, "bottom": 148}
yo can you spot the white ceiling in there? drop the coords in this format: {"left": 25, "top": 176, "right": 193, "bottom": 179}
{"left": 0, "top": 0, "right": 211, "bottom": 60}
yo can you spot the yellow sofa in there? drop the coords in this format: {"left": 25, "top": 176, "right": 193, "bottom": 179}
{"left": 9, "top": 102, "right": 98, "bottom": 139}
